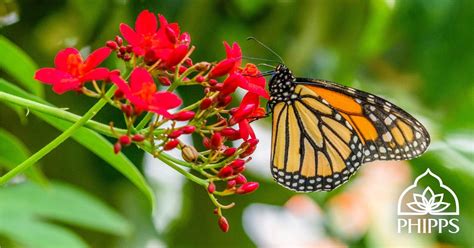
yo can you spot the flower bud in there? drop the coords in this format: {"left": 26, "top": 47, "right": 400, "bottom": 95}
{"left": 114, "top": 89, "right": 124, "bottom": 99}
{"left": 236, "top": 182, "right": 259, "bottom": 194}
{"left": 180, "top": 125, "right": 196, "bottom": 134}
{"left": 211, "top": 132, "right": 222, "bottom": 150}
{"left": 115, "top": 35, "right": 123, "bottom": 46}
{"left": 235, "top": 174, "right": 247, "bottom": 184}
{"left": 132, "top": 134, "right": 145, "bottom": 142}
{"left": 119, "top": 46, "right": 126, "bottom": 54}
{"left": 164, "top": 139, "right": 179, "bottom": 150}
{"left": 229, "top": 159, "right": 245, "bottom": 170}
{"left": 200, "top": 98, "right": 213, "bottom": 110}
{"left": 221, "top": 128, "right": 239, "bottom": 137}
{"left": 184, "top": 58, "right": 193, "bottom": 67}
{"left": 209, "top": 79, "right": 218, "bottom": 86}
{"left": 182, "top": 145, "right": 199, "bottom": 162}
{"left": 168, "top": 130, "right": 183, "bottom": 139}
{"left": 158, "top": 77, "right": 171, "bottom": 86}
{"left": 144, "top": 50, "right": 159, "bottom": 65}
{"left": 213, "top": 208, "right": 219, "bottom": 215}
{"left": 223, "top": 147, "right": 237, "bottom": 157}
{"left": 126, "top": 45, "right": 133, "bottom": 53}
{"left": 208, "top": 182, "right": 216, "bottom": 194}
{"left": 217, "top": 166, "right": 233, "bottom": 178}
{"left": 240, "top": 143, "right": 256, "bottom": 158}
{"left": 113, "top": 142, "right": 122, "bottom": 154}
{"left": 230, "top": 104, "right": 256, "bottom": 125}
{"left": 120, "top": 104, "right": 133, "bottom": 117}
{"left": 202, "top": 137, "right": 211, "bottom": 149}
{"left": 173, "top": 111, "right": 195, "bottom": 121}
{"left": 218, "top": 216, "right": 229, "bottom": 233}
{"left": 123, "top": 54, "right": 131, "bottom": 61}
{"left": 247, "top": 138, "right": 259, "bottom": 147}
{"left": 196, "top": 75, "right": 205, "bottom": 83}
{"left": 227, "top": 180, "right": 236, "bottom": 189}
{"left": 106, "top": 41, "right": 118, "bottom": 50}
{"left": 119, "top": 135, "right": 131, "bottom": 146}
{"left": 195, "top": 62, "right": 211, "bottom": 71}
{"left": 217, "top": 95, "right": 232, "bottom": 107}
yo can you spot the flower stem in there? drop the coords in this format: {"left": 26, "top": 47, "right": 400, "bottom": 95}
{"left": 0, "top": 88, "right": 115, "bottom": 185}
{"left": 157, "top": 153, "right": 207, "bottom": 186}
{"left": 0, "top": 91, "right": 128, "bottom": 137}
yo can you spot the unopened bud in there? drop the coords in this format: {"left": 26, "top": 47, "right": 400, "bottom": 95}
{"left": 132, "top": 134, "right": 145, "bottom": 142}
{"left": 120, "top": 104, "right": 133, "bottom": 117}
{"left": 208, "top": 182, "right": 216, "bottom": 194}
{"left": 158, "top": 77, "right": 171, "bottom": 86}
{"left": 196, "top": 75, "right": 206, "bottom": 83}
{"left": 119, "top": 135, "right": 131, "bottom": 146}
{"left": 211, "top": 132, "right": 222, "bottom": 150}
{"left": 113, "top": 142, "right": 122, "bottom": 154}
{"left": 182, "top": 145, "right": 199, "bottom": 162}
{"left": 217, "top": 166, "right": 233, "bottom": 178}
{"left": 173, "top": 111, "right": 195, "bottom": 121}
{"left": 115, "top": 36, "right": 123, "bottom": 46}
{"left": 236, "top": 182, "right": 259, "bottom": 194}
{"left": 180, "top": 125, "right": 196, "bottom": 134}
{"left": 106, "top": 41, "right": 118, "bottom": 50}
{"left": 218, "top": 216, "right": 229, "bottom": 233}
{"left": 195, "top": 62, "right": 211, "bottom": 71}
{"left": 223, "top": 147, "right": 237, "bottom": 157}
{"left": 235, "top": 174, "right": 247, "bottom": 184}
{"left": 200, "top": 98, "right": 213, "bottom": 110}
{"left": 164, "top": 139, "right": 179, "bottom": 151}
{"left": 168, "top": 130, "right": 183, "bottom": 139}
{"left": 227, "top": 180, "right": 236, "bottom": 189}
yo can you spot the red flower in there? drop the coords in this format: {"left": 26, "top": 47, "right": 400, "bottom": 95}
{"left": 120, "top": 10, "right": 190, "bottom": 67}
{"left": 110, "top": 68, "right": 181, "bottom": 117}
{"left": 209, "top": 42, "right": 242, "bottom": 78}
{"left": 239, "top": 63, "right": 269, "bottom": 99}
{"left": 34, "top": 47, "right": 111, "bottom": 94}
{"left": 230, "top": 93, "right": 266, "bottom": 140}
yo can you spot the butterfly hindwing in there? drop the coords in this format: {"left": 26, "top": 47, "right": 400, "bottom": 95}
{"left": 270, "top": 85, "right": 364, "bottom": 192}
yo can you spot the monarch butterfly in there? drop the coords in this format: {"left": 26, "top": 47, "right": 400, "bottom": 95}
{"left": 268, "top": 64, "right": 430, "bottom": 192}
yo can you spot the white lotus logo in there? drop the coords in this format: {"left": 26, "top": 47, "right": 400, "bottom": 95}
{"left": 407, "top": 187, "right": 450, "bottom": 214}
{"left": 398, "top": 169, "right": 459, "bottom": 216}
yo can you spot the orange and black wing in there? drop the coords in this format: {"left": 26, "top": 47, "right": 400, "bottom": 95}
{"left": 271, "top": 85, "right": 365, "bottom": 192}
{"left": 295, "top": 78, "right": 430, "bottom": 163}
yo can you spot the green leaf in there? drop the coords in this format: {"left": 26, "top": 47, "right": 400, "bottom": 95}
{"left": 0, "top": 128, "right": 47, "bottom": 185}
{"left": 0, "top": 35, "right": 43, "bottom": 97}
{"left": 0, "top": 181, "right": 130, "bottom": 247}
{"left": 0, "top": 79, "right": 155, "bottom": 210}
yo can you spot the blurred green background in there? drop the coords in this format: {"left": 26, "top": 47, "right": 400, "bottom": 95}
{"left": 1, "top": 0, "right": 473, "bottom": 247}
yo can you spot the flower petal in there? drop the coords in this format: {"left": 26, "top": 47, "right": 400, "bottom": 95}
{"left": 151, "top": 91, "right": 182, "bottom": 110}
{"left": 34, "top": 68, "right": 73, "bottom": 85}
{"left": 239, "top": 79, "right": 270, "bottom": 99}
{"left": 110, "top": 71, "right": 131, "bottom": 95}
{"left": 54, "top": 48, "right": 80, "bottom": 71}
{"left": 135, "top": 10, "right": 157, "bottom": 35}
{"left": 83, "top": 47, "right": 111, "bottom": 72}
{"left": 81, "top": 68, "right": 110, "bottom": 82}
{"left": 52, "top": 78, "right": 82, "bottom": 94}
{"left": 120, "top": 23, "right": 142, "bottom": 48}
{"left": 129, "top": 67, "right": 154, "bottom": 93}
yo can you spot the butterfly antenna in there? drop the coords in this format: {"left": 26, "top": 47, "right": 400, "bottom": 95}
{"left": 257, "top": 63, "right": 276, "bottom": 69}
{"left": 247, "top": 37, "right": 285, "bottom": 64}
{"left": 242, "top": 56, "right": 280, "bottom": 64}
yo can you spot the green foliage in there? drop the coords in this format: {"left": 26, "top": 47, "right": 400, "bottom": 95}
{"left": 0, "top": 181, "right": 130, "bottom": 247}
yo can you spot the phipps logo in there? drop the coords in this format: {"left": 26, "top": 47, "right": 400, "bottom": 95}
{"left": 397, "top": 169, "right": 459, "bottom": 234}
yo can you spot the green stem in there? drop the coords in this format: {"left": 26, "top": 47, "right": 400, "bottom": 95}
{"left": 0, "top": 91, "right": 128, "bottom": 137}
{"left": 136, "top": 112, "right": 154, "bottom": 130}
{"left": 0, "top": 88, "right": 115, "bottom": 185}
{"left": 157, "top": 153, "right": 207, "bottom": 186}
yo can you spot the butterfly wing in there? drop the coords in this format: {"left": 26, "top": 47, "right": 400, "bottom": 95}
{"left": 295, "top": 78, "right": 430, "bottom": 163}
{"left": 271, "top": 85, "right": 365, "bottom": 192}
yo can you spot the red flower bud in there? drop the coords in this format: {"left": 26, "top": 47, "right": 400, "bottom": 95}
{"left": 200, "top": 98, "right": 213, "bottom": 110}
{"left": 209, "top": 79, "right": 217, "bottom": 86}
{"left": 115, "top": 35, "right": 123, "bottom": 46}
{"left": 236, "top": 182, "right": 259, "bottom": 194}
{"left": 196, "top": 75, "right": 205, "bottom": 83}
{"left": 179, "top": 65, "right": 187, "bottom": 74}
{"left": 217, "top": 166, "right": 233, "bottom": 178}
{"left": 221, "top": 128, "right": 239, "bottom": 137}
{"left": 158, "top": 77, "right": 171, "bottom": 86}
{"left": 230, "top": 104, "right": 257, "bottom": 125}
{"left": 132, "top": 134, "right": 145, "bottom": 142}
{"left": 217, "top": 95, "right": 232, "bottom": 107}
{"left": 208, "top": 182, "right": 216, "bottom": 194}
{"left": 113, "top": 142, "right": 122, "bottom": 154}
{"left": 114, "top": 89, "right": 124, "bottom": 99}
{"left": 120, "top": 104, "right": 133, "bottom": 117}
{"left": 240, "top": 143, "right": 257, "bottom": 158}
{"left": 202, "top": 137, "right": 211, "bottom": 149}
{"left": 119, "top": 135, "right": 131, "bottom": 146}
{"left": 223, "top": 147, "right": 237, "bottom": 157}
{"left": 168, "top": 130, "right": 183, "bottom": 139}
{"left": 227, "top": 180, "right": 236, "bottom": 189}
{"left": 119, "top": 46, "right": 126, "bottom": 54}
{"left": 247, "top": 138, "right": 259, "bottom": 147}
{"left": 180, "top": 125, "right": 196, "bottom": 134}
{"left": 126, "top": 45, "right": 133, "bottom": 53}
{"left": 123, "top": 54, "right": 131, "bottom": 61}
{"left": 184, "top": 58, "right": 193, "bottom": 67}
{"left": 218, "top": 216, "right": 230, "bottom": 233}
{"left": 209, "top": 59, "right": 237, "bottom": 78}
{"left": 229, "top": 159, "right": 245, "bottom": 170}
{"left": 106, "top": 41, "right": 118, "bottom": 50}
{"left": 235, "top": 174, "right": 247, "bottom": 184}
{"left": 213, "top": 208, "right": 219, "bottom": 215}
{"left": 144, "top": 50, "right": 159, "bottom": 65}
{"left": 211, "top": 132, "right": 222, "bottom": 150}
{"left": 164, "top": 139, "right": 179, "bottom": 150}
{"left": 173, "top": 111, "right": 195, "bottom": 121}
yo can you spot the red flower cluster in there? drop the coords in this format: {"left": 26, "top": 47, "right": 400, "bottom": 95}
{"left": 119, "top": 10, "right": 191, "bottom": 67}
{"left": 34, "top": 9, "right": 270, "bottom": 233}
